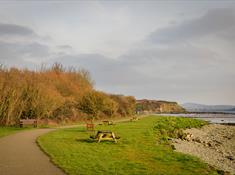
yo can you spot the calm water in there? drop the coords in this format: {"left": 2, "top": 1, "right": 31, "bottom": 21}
{"left": 154, "top": 113, "right": 235, "bottom": 124}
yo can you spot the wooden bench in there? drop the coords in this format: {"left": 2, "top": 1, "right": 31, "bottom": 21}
{"left": 90, "top": 130, "right": 120, "bottom": 143}
{"left": 86, "top": 123, "right": 95, "bottom": 131}
{"left": 20, "top": 119, "right": 37, "bottom": 128}
{"left": 102, "top": 120, "right": 114, "bottom": 125}
{"left": 130, "top": 116, "right": 139, "bottom": 122}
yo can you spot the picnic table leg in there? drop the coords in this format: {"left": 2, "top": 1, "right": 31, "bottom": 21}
{"left": 111, "top": 132, "right": 117, "bottom": 143}
{"left": 97, "top": 134, "right": 103, "bottom": 143}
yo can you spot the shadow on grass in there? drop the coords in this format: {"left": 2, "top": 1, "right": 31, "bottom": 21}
{"left": 64, "top": 128, "right": 87, "bottom": 133}
{"left": 76, "top": 138, "right": 95, "bottom": 143}
{"left": 76, "top": 138, "right": 119, "bottom": 144}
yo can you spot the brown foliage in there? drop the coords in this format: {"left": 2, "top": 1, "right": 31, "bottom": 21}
{"left": 109, "top": 95, "right": 136, "bottom": 117}
{"left": 0, "top": 63, "right": 136, "bottom": 126}
{"left": 78, "top": 91, "right": 118, "bottom": 119}
{"left": 0, "top": 64, "right": 93, "bottom": 126}
{"left": 78, "top": 92, "right": 136, "bottom": 119}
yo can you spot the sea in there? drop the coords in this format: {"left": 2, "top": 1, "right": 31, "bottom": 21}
{"left": 154, "top": 113, "right": 235, "bottom": 124}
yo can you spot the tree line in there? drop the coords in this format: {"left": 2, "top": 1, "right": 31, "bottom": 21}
{"left": 0, "top": 63, "right": 136, "bottom": 126}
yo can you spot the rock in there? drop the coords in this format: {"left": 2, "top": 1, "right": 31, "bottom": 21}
{"left": 207, "top": 141, "right": 213, "bottom": 147}
{"left": 193, "top": 137, "right": 202, "bottom": 143}
{"left": 173, "top": 140, "right": 179, "bottom": 143}
{"left": 223, "top": 136, "right": 232, "bottom": 140}
{"left": 185, "top": 133, "right": 193, "bottom": 141}
{"left": 226, "top": 155, "right": 234, "bottom": 161}
{"left": 172, "top": 124, "right": 235, "bottom": 174}
{"left": 176, "top": 129, "right": 186, "bottom": 140}
{"left": 217, "top": 169, "right": 231, "bottom": 175}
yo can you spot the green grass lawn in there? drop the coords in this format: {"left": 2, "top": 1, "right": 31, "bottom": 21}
{"left": 0, "top": 127, "right": 30, "bottom": 138}
{"left": 38, "top": 116, "right": 218, "bottom": 175}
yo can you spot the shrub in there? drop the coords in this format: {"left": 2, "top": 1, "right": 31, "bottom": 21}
{"left": 109, "top": 95, "right": 136, "bottom": 117}
{"left": 0, "top": 64, "right": 93, "bottom": 126}
{"left": 78, "top": 91, "right": 118, "bottom": 119}
{"left": 0, "top": 63, "right": 136, "bottom": 126}
{"left": 154, "top": 117, "right": 208, "bottom": 143}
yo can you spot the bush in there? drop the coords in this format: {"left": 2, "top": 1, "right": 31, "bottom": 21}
{"left": 154, "top": 117, "right": 208, "bottom": 143}
{"left": 78, "top": 91, "right": 118, "bottom": 119}
{"left": 109, "top": 95, "right": 136, "bottom": 117}
{"left": 0, "top": 63, "right": 136, "bottom": 126}
{"left": 0, "top": 64, "right": 93, "bottom": 126}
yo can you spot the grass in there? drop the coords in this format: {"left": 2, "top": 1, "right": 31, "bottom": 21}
{"left": 154, "top": 116, "right": 208, "bottom": 143}
{"left": 0, "top": 127, "right": 30, "bottom": 138}
{"left": 38, "top": 116, "right": 218, "bottom": 175}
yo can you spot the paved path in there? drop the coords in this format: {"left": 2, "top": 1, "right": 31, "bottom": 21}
{"left": 0, "top": 129, "right": 65, "bottom": 175}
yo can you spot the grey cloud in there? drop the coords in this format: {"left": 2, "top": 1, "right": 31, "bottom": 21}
{"left": 0, "top": 41, "right": 20, "bottom": 61}
{"left": 0, "top": 41, "right": 51, "bottom": 66}
{"left": 114, "top": 41, "right": 234, "bottom": 103}
{"left": 20, "top": 42, "right": 50, "bottom": 57}
{"left": 57, "top": 45, "right": 73, "bottom": 50}
{"left": 51, "top": 53, "right": 154, "bottom": 87}
{"left": 148, "top": 8, "right": 235, "bottom": 44}
{"left": 48, "top": 32, "right": 235, "bottom": 103}
{"left": 120, "top": 44, "right": 220, "bottom": 71}
{"left": 0, "top": 23, "right": 36, "bottom": 36}
{"left": 0, "top": 23, "right": 51, "bottom": 66}
{"left": 1, "top": 39, "right": 233, "bottom": 104}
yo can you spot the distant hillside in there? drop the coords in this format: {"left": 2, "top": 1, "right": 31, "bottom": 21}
{"left": 182, "top": 103, "right": 235, "bottom": 113}
{"left": 136, "top": 99, "right": 186, "bottom": 114}
{"left": 227, "top": 107, "right": 235, "bottom": 111}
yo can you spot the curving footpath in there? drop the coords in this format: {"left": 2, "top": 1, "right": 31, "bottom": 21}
{"left": 0, "top": 129, "right": 65, "bottom": 175}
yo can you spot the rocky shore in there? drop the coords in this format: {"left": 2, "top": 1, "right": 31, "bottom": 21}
{"left": 171, "top": 124, "right": 235, "bottom": 174}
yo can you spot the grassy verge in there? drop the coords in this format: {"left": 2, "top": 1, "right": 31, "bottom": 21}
{"left": 154, "top": 116, "right": 208, "bottom": 143}
{"left": 38, "top": 116, "right": 218, "bottom": 175}
{"left": 0, "top": 127, "right": 30, "bottom": 138}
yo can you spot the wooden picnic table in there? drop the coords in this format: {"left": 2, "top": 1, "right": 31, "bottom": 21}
{"left": 102, "top": 120, "right": 114, "bottom": 125}
{"left": 90, "top": 130, "right": 119, "bottom": 143}
{"left": 130, "top": 116, "right": 139, "bottom": 121}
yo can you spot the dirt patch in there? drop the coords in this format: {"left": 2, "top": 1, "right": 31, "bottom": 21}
{"left": 171, "top": 124, "right": 235, "bottom": 174}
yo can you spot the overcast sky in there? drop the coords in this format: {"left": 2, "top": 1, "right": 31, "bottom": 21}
{"left": 0, "top": 0, "right": 235, "bottom": 105}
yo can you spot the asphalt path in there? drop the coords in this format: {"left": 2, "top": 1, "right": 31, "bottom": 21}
{"left": 0, "top": 129, "right": 65, "bottom": 175}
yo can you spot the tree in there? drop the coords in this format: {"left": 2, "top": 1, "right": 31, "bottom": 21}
{"left": 78, "top": 91, "right": 118, "bottom": 119}
{"left": 109, "top": 95, "right": 136, "bottom": 116}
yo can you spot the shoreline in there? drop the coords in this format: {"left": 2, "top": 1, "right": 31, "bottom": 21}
{"left": 171, "top": 123, "right": 235, "bottom": 174}
{"left": 154, "top": 113, "right": 235, "bottom": 125}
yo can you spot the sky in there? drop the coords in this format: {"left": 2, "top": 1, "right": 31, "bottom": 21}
{"left": 0, "top": 0, "right": 235, "bottom": 105}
